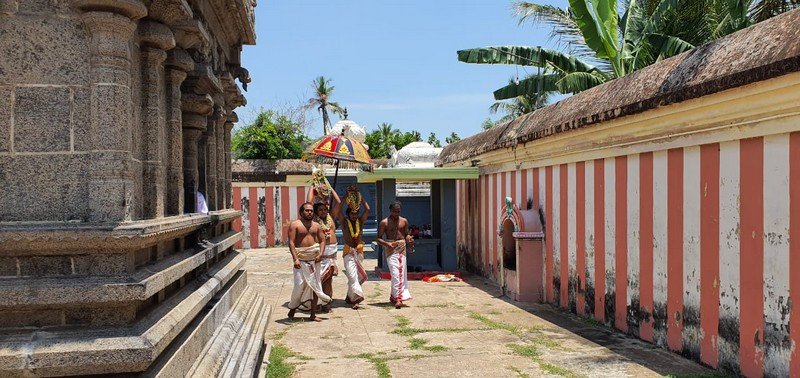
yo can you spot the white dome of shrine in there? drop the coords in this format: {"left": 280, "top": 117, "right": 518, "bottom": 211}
{"left": 389, "top": 141, "right": 443, "bottom": 168}
{"left": 329, "top": 119, "right": 366, "bottom": 144}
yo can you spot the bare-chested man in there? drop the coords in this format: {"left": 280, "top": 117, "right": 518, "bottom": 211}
{"left": 377, "top": 201, "right": 414, "bottom": 308}
{"left": 307, "top": 186, "right": 341, "bottom": 313}
{"left": 336, "top": 188, "right": 370, "bottom": 309}
{"left": 287, "top": 202, "right": 331, "bottom": 321}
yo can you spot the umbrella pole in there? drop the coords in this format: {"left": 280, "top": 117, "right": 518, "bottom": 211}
{"left": 332, "top": 160, "right": 340, "bottom": 192}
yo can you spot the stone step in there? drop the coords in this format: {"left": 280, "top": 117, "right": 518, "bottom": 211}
{"left": 0, "top": 230, "right": 242, "bottom": 310}
{"left": 0, "top": 251, "right": 246, "bottom": 377}
{"left": 221, "top": 292, "right": 270, "bottom": 377}
{"left": 186, "top": 287, "right": 270, "bottom": 378}
{"left": 145, "top": 268, "right": 251, "bottom": 377}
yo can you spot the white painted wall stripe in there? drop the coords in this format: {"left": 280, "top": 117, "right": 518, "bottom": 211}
{"left": 511, "top": 170, "right": 528, "bottom": 210}
{"left": 585, "top": 160, "right": 596, "bottom": 305}
{"left": 718, "top": 140, "right": 741, "bottom": 368}
{"left": 604, "top": 158, "right": 616, "bottom": 308}
{"left": 683, "top": 146, "right": 702, "bottom": 353}
{"left": 763, "top": 133, "right": 791, "bottom": 377}
{"left": 257, "top": 187, "right": 267, "bottom": 248}
{"left": 568, "top": 163, "right": 578, "bottom": 300}
{"left": 653, "top": 150, "right": 669, "bottom": 346}
{"left": 241, "top": 190, "right": 251, "bottom": 249}
{"left": 553, "top": 165, "right": 562, "bottom": 289}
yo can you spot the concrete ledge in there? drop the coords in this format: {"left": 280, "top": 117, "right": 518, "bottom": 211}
{"left": 0, "top": 252, "right": 246, "bottom": 377}
{"left": 208, "top": 209, "right": 243, "bottom": 224}
{"left": 0, "top": 213, "right": 216, "bottom": 254}
{"left": 0, "top": 231, "right": 243, "bottom": 308}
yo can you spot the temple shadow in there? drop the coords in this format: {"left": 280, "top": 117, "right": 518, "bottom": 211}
{"left": 460, "top": 271, "right": 716, "bottom": 377}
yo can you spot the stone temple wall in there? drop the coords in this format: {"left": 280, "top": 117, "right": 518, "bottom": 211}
{"left": 0, "top": 0, "right": 265, "bottom": 376}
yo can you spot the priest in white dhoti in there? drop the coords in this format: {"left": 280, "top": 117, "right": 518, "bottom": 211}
{"left": 288, "top": 202, "right": 331, "bottom": 321}
{"left": 377, "top": 201, "right": 414, "bottom": 308}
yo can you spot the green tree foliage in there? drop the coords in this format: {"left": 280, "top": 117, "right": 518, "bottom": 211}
{"left": 445, "top": 132, "right": 461, "bottom": 145}
{"left": 482, "top": 118, "right": 498, "bottom": 130}
{"left": 364, "top": 123, "right": 425, "bottom": 158}
{"left": 427, "top": 133, "right": 442, "bottom": 148}
{"left": 458, "top": 0, "right": 797, "bottom": 111}
{"left": 232, "top": 109, "right": 308, "bottom": 159}
{"left": 305, "top": 76, "right": 344, "bottom": 135}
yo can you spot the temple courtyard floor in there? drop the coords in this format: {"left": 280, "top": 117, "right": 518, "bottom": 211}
{"left": 244, "top": 248, "right": 718, "bottom": 377}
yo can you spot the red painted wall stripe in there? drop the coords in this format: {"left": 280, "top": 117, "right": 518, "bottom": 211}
{"left": 791, "top": 132, "right": 800, "bottom": 377}
{"left": 560, "top": 164, "right": 569, "bottom": 308}
{"left": 594, "top": 159, "right": 606, "bottom": 322}
{"left": 233, "top": 187, "right": 243, "bottom": 248}
{"left": 667, "top": 148, "right": 684, "bottom": 352}
{"left": 280, "top": 187, "right": 290, "bottom": 244}
{"left": 248, "top": 187, "right": 259, "bottom": 249}
{"left": 700, "top": 143, "right": 720, "bottom": 367}
{"left": 546, "top": 166, "right": 554, "bottom": 303}
{"left": 639, "top": 152, "right": 654, "bottom": 341}
{"left": 576, "top": 162, "right": 586, "bottom": 315}
{"left": 739, "top": 137, "right": 764, "bottom": 377}
{"left": 615, "top": 156, "right": 628, "bottom": 332}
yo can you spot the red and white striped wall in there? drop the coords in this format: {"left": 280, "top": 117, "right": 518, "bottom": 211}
{"left": 232, "top": 185, "right": 309, "bottom": 248}
{"left": 455, "top": 133, "right": 800, "bottom": 377}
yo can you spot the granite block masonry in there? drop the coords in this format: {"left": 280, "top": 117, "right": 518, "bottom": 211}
{"left": 0, "top": 0, "right": 264, "bottom": 376}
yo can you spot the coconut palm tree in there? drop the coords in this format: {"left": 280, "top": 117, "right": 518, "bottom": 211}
{"left": 459, "top": 0, "right": 797, "bottom": 104}
{"left": 306, "top": 76, "right": 344, "bottom": 135}
{"left": 458, "top": 0, "right": 692, "bottom": 102}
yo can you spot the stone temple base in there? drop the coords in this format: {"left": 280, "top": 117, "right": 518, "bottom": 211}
{"left": 0, "top": 210, "right": 267, "bottom": 377}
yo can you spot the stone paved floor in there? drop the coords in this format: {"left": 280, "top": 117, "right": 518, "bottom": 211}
{"left": 245, "top": 248, "right": 717, "bottom": 377}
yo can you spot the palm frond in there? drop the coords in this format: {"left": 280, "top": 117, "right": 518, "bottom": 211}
{"left": 554, "top": 71, "right": 608, "bottom": 93}
{"left": 492, "top": 74, "right": 561, "bottom": 100}
{"left": 749, "top": 0, "right": 799, "bottom": 21}
{"left": 648, "top": 33, "right": 695, "bottom": 59}
{"left": 458, "top": 46, "right": 603, "bottom": 75}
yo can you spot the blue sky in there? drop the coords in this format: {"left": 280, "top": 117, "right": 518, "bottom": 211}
{"left": 240, "top": 0, "right": 563, "bottom": 142}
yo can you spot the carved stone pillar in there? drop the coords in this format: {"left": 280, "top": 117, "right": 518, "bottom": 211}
{"left": 204, "top": 108, "right": 219, "bottom": 211}
{"left": 224, "top": 113, "right": 236, "bottom": 209}
{"left": 164, "top": 49, "right": 194, "bottom": 215}
{"left": 215, "top": 108, "right": 226, "bottom": 210}
{"left": 77, "top": 1, "right": 147, "bottom": 222}
{"left": 181, "top": 94, "right": 213, "bottom": 213}
{"left": 138, "top": 20, "right": 175, "bottom": 219}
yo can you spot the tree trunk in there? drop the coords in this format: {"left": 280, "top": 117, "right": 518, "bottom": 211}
{"left": 321, "top": 105, "right": 330, "bottom": 136}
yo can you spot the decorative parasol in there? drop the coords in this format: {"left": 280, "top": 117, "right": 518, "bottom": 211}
{"left": 303, "top": 128, "right": 372, "bottom": 191}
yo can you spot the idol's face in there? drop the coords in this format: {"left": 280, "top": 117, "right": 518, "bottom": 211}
{"left": 348, "top": 209, "right": 359, "bottom": 222}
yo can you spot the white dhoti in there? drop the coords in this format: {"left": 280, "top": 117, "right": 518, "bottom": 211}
{"left": 343, "top": 244, "right": 368, "bottom": 304}
{"left": 288, "top": 245, "right": 332, "bottom": 311}
{"left": 387, "top": 240, "right": 412, "bottom": 303}
{"left": 319, "top": 244, "right": 338, "bottom": 282}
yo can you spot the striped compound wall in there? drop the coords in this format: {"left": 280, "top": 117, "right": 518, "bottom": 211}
{"left": 232, "top": 185, "right": 309, "bottom": 248}
{"left": 456, "top": 133, "right": 800, "bottom": 377}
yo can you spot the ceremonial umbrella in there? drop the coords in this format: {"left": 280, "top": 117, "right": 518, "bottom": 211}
{"left": 303, "top": 132, "right": 372, "bottom": 189}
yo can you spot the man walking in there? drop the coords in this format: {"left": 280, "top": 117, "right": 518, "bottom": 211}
{"left": 287, "top": 202, "right": 331, "bottom": 321}
{"left": 337, "top": 187, "right": 370, "bottom": 309}
{"left": 377, "top": 201, "right": 414, "bottom": 309}
{"left": 308, "top": 187, "right": 340, "bottom": 313}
